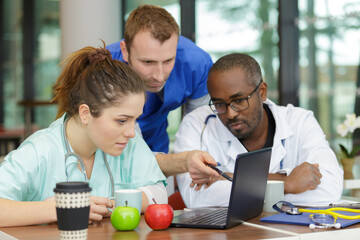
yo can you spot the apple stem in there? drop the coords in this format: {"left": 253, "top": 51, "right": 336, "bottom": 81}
{"left": 125, "top": 200, "right": 128, "bottom": 207}
{"left": 152, "top": 198, "right": 157, "bottom": 204}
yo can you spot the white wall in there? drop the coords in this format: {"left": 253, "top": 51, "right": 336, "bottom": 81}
{"left": 60, "top": 0, "right": 121, "bottom": 60}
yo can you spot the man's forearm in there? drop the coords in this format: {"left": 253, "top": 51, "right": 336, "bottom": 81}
{"left": 155, "top": 152, "right": 189, "bottom": 177}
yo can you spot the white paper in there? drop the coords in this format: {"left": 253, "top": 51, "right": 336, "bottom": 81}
{"left": 0, "top": 231, "right": 18, "bottom": 240}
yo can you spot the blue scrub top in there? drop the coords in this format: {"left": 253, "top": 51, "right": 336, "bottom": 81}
{"left": 0, "top": 115, "right": 166, "bottom": 201}
{"left": 107, "top": 36, "right": 213, "bottom": 152}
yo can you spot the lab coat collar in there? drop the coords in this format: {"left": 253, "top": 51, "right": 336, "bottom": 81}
{"left": 265, "top": 99, "right": 294, "bottom": 171}
{"left": 264, "top": 99, "right": 293, "bottom": 140}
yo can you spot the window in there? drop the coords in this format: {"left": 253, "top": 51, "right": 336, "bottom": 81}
{"left": 298, "top": 0, "right": 360, "bottom": 153}
{"left": 2, "top": 0, "right": 60, "bottom": 130}
{"left": 196, "top": 0, "right": 279, "bottom": 102}
{"left": 3, "top": 0, "right": 23, "bottom": 128}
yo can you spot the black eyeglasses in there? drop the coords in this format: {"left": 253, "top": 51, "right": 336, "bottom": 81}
{"left": 209, "top": 81, "right": 262, "bottom": 115}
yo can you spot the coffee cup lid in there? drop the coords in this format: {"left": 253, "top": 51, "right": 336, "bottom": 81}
{"left": 54, "top": 181, "right": 92, "bottom": 193}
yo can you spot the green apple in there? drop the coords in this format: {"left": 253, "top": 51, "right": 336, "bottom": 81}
{"left": 111, "top": 204, "right": 140, "bottom": 231}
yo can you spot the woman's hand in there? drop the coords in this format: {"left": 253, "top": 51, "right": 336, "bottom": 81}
{"left": 89, "top": 196, "right": 113, "bottom": 221}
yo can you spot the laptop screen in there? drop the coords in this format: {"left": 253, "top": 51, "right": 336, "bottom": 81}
{"left": 227, "top": 147, "right": 272, "bottom": 228}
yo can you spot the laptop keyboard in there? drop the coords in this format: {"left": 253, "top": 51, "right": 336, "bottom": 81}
{"left": 183, "top": 208, "right": 228, "bottom": 225}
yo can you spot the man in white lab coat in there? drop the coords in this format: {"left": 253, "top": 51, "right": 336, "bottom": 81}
{"left": 174, "top": 53, "right": 343, "bottom": 208}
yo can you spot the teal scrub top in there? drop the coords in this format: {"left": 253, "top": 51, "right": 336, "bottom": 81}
{"left": 0, "top": 115, "right": 166, "bottom": 201}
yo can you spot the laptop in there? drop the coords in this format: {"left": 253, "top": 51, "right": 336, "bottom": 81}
{"left": 170, "top": 147, "right": 272, "bottom": 229}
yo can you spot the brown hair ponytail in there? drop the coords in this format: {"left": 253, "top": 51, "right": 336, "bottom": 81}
{"left": 52, "top": 41, "right": 145, "bottom": 119}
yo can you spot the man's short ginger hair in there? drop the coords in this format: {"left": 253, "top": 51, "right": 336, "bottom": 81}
{"left": 124, "top": 5, "right": 180, "bottom": 52}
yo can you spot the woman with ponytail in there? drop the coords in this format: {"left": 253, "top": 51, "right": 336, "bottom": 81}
{"left": 0, "top": 42, "right": 167, "bottom": 227}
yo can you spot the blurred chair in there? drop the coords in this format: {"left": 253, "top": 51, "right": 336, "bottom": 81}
{"left": 343, "top": 179, "right": 360, "bottom": 201}
{"left": 0, "top": 127, "right": 23, "bottom": 156}
{"left": 168, "top": 191, "right": 186, "bottom": 210}
{"left": 168, "top": 176, "right": 186, "bottom": 210}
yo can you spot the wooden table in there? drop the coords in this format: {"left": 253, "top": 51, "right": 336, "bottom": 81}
{"left": 1, "top": 212, "right": 360, "bottom": 240}
{"left": 0, "top": 127, "right": 23, "bottom": 155}
{"left": 0, "top": 215, "right": 294, "bottom": 240}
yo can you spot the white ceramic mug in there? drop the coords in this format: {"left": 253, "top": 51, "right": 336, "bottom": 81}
{"left": 263, "top": 180, "right": 284, "bottom": 212}
{"left": 108, "top": 189, "right": 142, "bottom": 214}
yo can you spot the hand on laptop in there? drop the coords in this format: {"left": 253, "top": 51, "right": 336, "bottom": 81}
{"left": 284, "top": 162, "right": 322, "bottom": 194}
{"left": 186, "top": 151, "right": 219, "bottom": 187}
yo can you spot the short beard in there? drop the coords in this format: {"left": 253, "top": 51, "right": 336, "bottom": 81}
{"left": 226, "top": 105, "right": 263, "bottom": 140}
{"left": 226, "top": 120, "right": 253, "bottom": 140}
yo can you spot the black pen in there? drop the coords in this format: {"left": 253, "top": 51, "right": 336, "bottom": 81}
{"left": 207, "top": 164, "right": 233, "bottom": 182}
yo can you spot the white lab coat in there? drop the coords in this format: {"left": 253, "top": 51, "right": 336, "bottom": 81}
{"left": 174, "top": 99, "right": 343, "bottom": 208}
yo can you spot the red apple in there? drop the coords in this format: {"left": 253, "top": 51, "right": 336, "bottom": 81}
{"left": 145, "top": 198, "right": 174, "bottom": 230}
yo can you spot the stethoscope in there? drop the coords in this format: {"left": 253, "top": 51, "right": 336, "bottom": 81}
{"left": 200, "top": 114, "right": 216, "bottom": 150}
{"left": 63, "top": 117, "right": 115, "bottom": 198}
{"left": 273, "top": 201, "right": 360, "bottom": 229}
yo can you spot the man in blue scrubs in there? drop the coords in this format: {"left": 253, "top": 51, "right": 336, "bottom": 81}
{"left": 107, "top": 5, "right": 217, "bottom": 181}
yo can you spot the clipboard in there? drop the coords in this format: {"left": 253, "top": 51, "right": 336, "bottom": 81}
{"left": 260, "top": 209, "right": 360, "bottom": 228}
